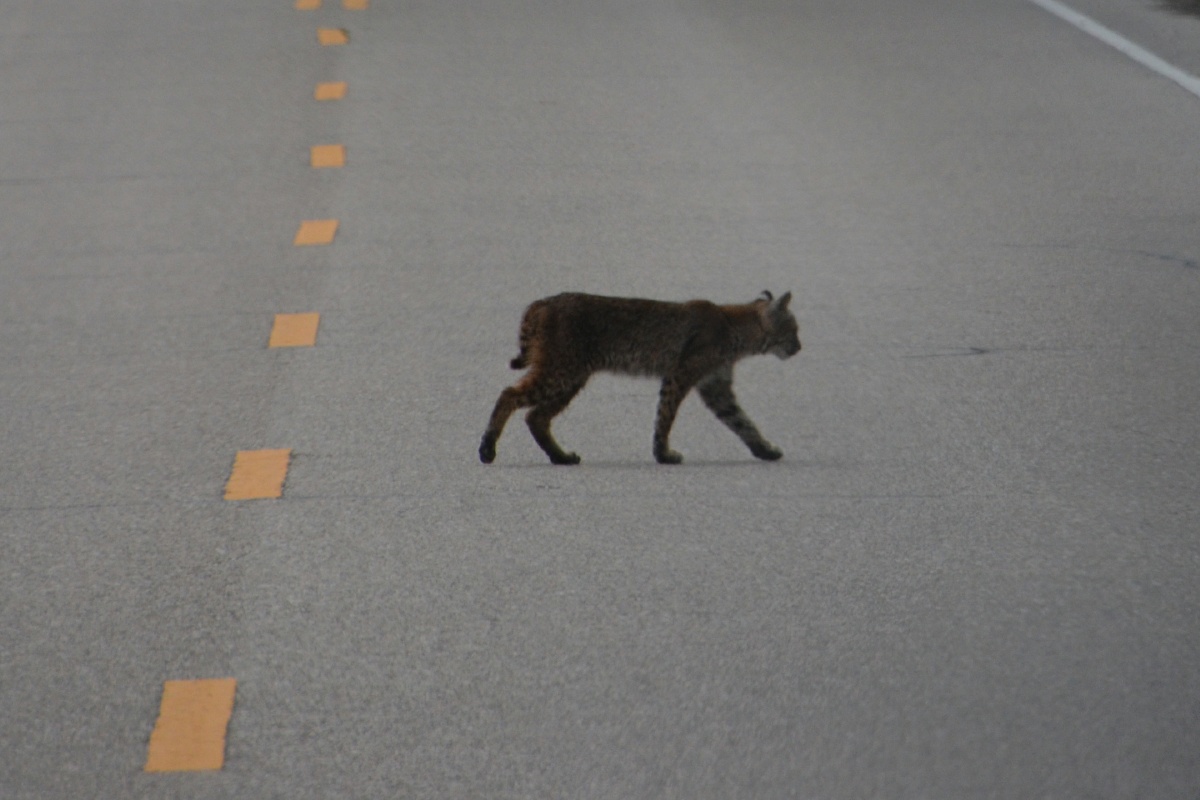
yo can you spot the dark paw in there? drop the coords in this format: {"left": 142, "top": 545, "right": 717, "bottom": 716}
{"left": 751, "top": 443, "right": 783, "bottom": 461}
{"left": 479, "top": 438, "right": 496, "bottom": 464}
{"left": 655, "top": 449, "right": 683, "bottom": 465}
{"left": 549, "top": 451, "right": 581, "bottom": 465}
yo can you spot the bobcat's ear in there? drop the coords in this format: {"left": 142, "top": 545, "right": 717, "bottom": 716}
{"left": 770, "top": 291, "right": 792, "bottom": 312}
{"left": 757, "top": 290, "right": 773, "bottom": 304}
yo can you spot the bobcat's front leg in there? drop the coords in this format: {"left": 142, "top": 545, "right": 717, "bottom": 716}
{"left": 697, "top": 370, "right": 782, "bottom": 461}
{"left": 653, "top": 377, "right": 691, "bottom": 464}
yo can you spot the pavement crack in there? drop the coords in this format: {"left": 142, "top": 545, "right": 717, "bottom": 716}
{"left": 1132, "top": 250, "right": 1199, "bottom": 270}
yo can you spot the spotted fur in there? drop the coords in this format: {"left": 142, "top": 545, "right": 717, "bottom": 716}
{"left": 479, "top": 291, "right": 801, "bottom": 465}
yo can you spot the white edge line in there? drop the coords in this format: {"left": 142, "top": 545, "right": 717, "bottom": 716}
{"left": 1026, "top": 0, "right": 1200, "bottom": 101}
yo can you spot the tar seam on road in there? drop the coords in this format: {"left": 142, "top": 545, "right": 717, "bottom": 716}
{"left": 1026, "top": 0, "right": 1200, "bottom": 100}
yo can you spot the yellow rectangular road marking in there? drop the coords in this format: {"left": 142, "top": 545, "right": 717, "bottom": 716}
{"left": 310, "top": 144, "right": 345, "bottom": 168}
{"left": 224, "top": 449, "right": 291, "bottom": 500}
{"left": 145, "top": 679, "right": 237, "bottom": 772}
{"left": 343, "top": 0, "right": 369, "bottom": 9}
{"left": 314, "top": 81, "right": 347, "bottom": 101}
{"left": 294, "top": 219, "right": 338, "bottom": 246}
{"left": 269, "top": 313, "right": 320, "bottom": 348}
{"left": 295, "top": 0, "right": 321, "bottom": 9}
{"left": 317, "top": 28, "right": 348, "bottom": 45}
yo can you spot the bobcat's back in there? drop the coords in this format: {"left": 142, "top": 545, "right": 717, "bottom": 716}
{"left": 510, "top": 292, "right": 732, "bottom": 378}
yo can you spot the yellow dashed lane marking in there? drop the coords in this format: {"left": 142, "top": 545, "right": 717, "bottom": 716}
{"left": 224, "top": 449, "right": 292, "bottom": 500}
{"left": 344, "top": 0, "right": 369, "bottom": 9}
{"left": 144, "top": 679, "right": 237, "bottom": 772}
{"left": 294, "top": 219, "right": 338, "bottom": 245}
{"left": 295, "top": 0, "right": 321, "bottom": 9}
{"left": 310, "top": 144, "right": 345, "bottom": 168}
{"left": 314, "top": 81, "right": 347, "bottom": 101}
{"left": 317, "top": 28, "right": 349, "bottom": 46}
{"left": 269, "top": 313, "right": 320, "bottom": 348}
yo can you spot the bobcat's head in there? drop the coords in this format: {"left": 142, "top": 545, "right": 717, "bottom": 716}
{"left": 757, "top": 290, "right": 801, "bottom": 360}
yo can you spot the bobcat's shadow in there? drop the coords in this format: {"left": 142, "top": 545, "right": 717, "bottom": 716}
{"left": 491, "top": 458, "right": 799, "bottom": 470}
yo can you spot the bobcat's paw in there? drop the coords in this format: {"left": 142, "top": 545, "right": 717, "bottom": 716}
{"left": 479, "top": 438, "right": 497, "bottom": 464}
{"left": 751, "top": 443, "right": 783, "bottom": 461}
{"left": 549, "top": 451, "right": 581, "bottom": 466}
{"left": 655, "top": 449, "right": 683, "bottom": 465}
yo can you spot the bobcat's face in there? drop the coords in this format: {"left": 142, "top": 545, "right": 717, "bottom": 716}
{"left": 768, "top": 318, "right": 801, "bottom": 360}
{"left": 763, "top": 291, "right": 801, "bottom": 360}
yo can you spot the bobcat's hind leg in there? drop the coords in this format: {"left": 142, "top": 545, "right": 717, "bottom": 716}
{"left": 697, "top": 370, "right": 781, "bottom": 461}
{"left": 480, "top": 383, "right": 533, "bottom": 463}
{"left": 526, "top": 380, "right": 585, "bottom": 465}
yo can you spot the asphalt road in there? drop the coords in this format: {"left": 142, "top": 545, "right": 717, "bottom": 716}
{"left": 3, "top": 0, "right": 1198, "bottom": 797}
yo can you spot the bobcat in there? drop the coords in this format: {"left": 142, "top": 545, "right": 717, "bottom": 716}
{"left": 478, "top": 290, "right": 801, "bottom": 465}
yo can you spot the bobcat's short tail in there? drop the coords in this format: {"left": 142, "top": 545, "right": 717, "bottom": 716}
{"left": 509, "top": 298, "right": 550, "bottom": 370}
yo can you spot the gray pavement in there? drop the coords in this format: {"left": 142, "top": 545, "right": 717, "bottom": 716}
{"left": 3, "top": 0, "right": 1199, "bottom": 797}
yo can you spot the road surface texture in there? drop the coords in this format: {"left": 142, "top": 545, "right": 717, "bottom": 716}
{"left": 2, "top": 0, "right": 1198, "bottom": 797}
